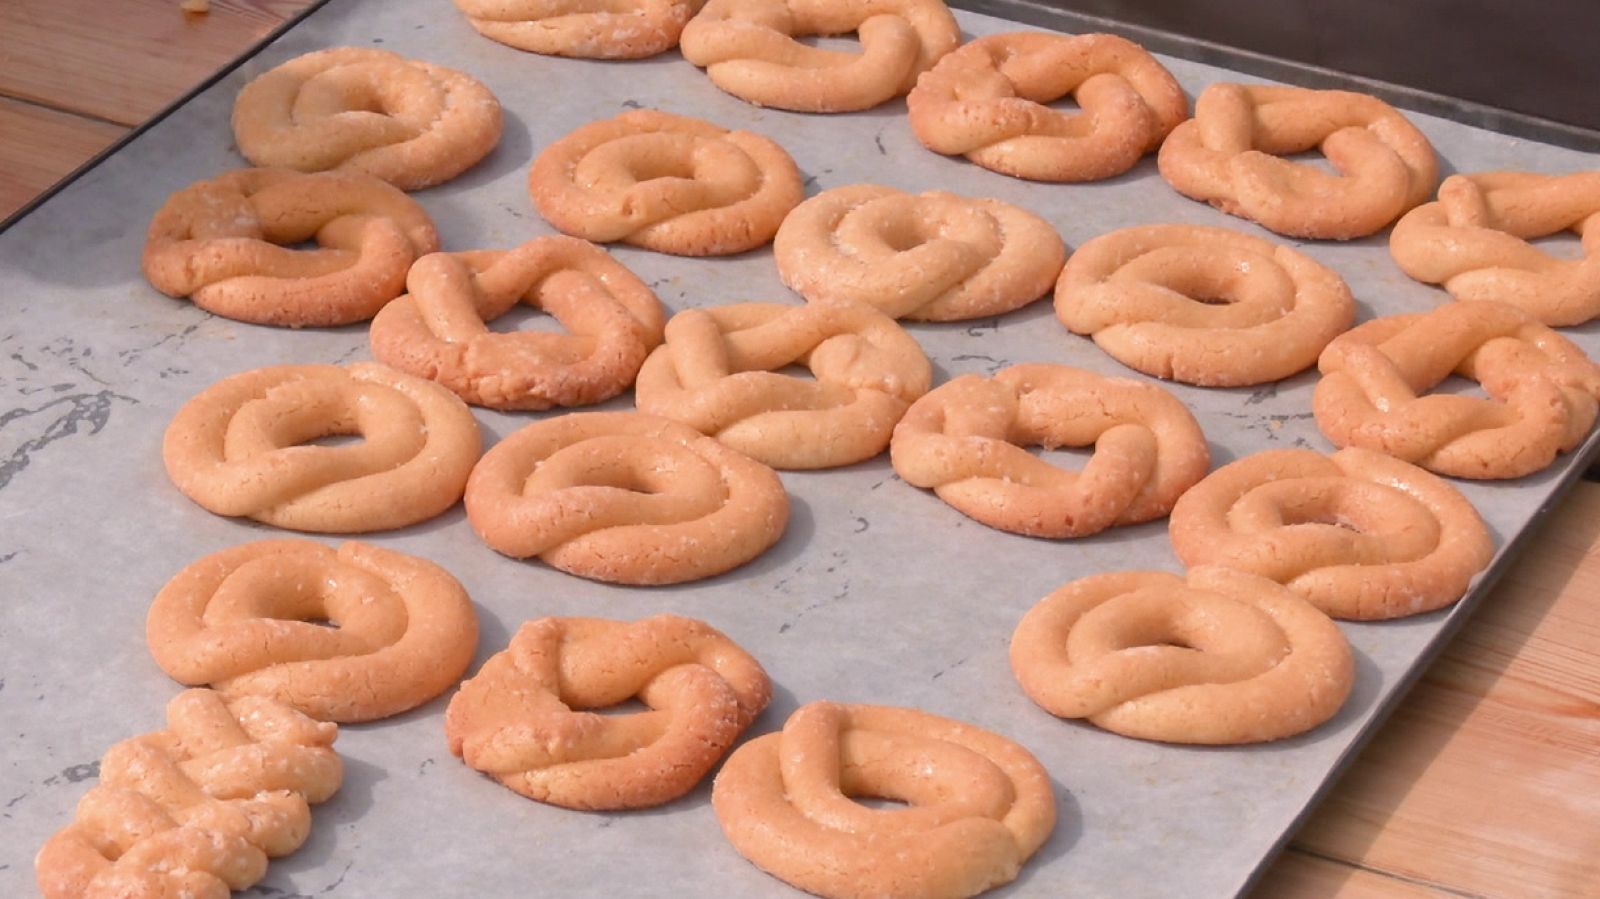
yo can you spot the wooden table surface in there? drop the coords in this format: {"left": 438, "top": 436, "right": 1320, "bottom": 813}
{"left": 3, "top": 2, "right": 1597, "bottom": 896}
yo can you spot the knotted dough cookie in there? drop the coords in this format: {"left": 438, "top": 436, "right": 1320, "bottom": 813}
{"left": 773, "top": 184, "right": 1066, "bottom": 322}
{"left": 1158, "top": 84, "right": 1438, "bottom": 239}
{"left": 1314, "top": 300, "right": 1600, "bottom": 479}
{"left": 1054, "top": 224, "right": 1355, "bottom": 386}
{"left": 907, "top": 32, "right": 1188, "bottom": 182}
{"left": 634, "top": 301, "right": 933, "bottom": 469}
{"left": 712, "top": 701, "right": 1055, "bottom": 899}
{"left": 679, "top": 0, "right": 960, "bottom": 112}
{"left": 891, "top": 364, "right": 1209, "bottom": 537}
{"left": 1010, "top": 567, "right": 1354, "bottom": 743}
{"left": 146, "top": 540, "right": 479, "bottom": 722}
{"left": 529, "top": 109, "right": 803, "bottom": 256}
{"left": 142, "top": 168, "right": 438, "bottom": 327}
{"left": 465, "top": 412, "right": 788, "bottom": 584}
{"left": 164, "top": 363, "right": 481, "bottom": 533}
{"left": 369, "top": 237, "right": 666, "bottom": 410}
{"left": 233, "top": 47, "right": 502, "bottom": 190}
{"left": 445, "top": 614, "right": 770, "bottom": 809}
{"left": 453, "top": 0, "right": 704, "bottom": 58}
{"left": 1389, "top": 171, "right": 1600, "bottom": 326}
{"left": 35, "top": 689, "right": 341, "bottom": 899}
{"left": 1168, "top": 447, "right": 1493, "bottom": 620}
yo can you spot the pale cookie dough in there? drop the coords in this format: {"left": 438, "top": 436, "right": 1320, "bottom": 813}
{"left": 453, "top": 0, "right": 704, "bottom": 58}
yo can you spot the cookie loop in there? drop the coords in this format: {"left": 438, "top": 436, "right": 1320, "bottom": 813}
{"left": 163, "top": 363, "right": 481, "bottom": 533}
{"left": 634, "top": 301, "right": 933, "bottom": 469}
{"left": 1054, "top": 224, "right": 1355, "bottom": 386}
{"left": 142, "top": 168, "right": 439, "bottom": 327}
{"left": 445, "top": 614, "right": 770, "bottom": 809}
{"left": 1314, "top": 300, "right": 1600, "bottom": 478}
{"left": 907, "top": 32, "right": 1187, "bottom": 182}
{"left": 453, "top": 0, "right": 703, "bottom": 58}
{"left": 146, "top": 540, "right": 479, "bottom": 722}
{"left": 232, "top": 47, "right": 502, "bottom": 190}
{"left": 679, "top": 0, "right": 960, "bottom": 112}
{"left": 1158, "top": 84, "right": 1437, "bottom": 239}
{"left": 35, "top": 690, "right": 340, "bottom": 899}
{"left": 465, "top": 412, "right": 788, "bottom": 584}
{"left": 1389, "top": 171, "right": 1600, "bottom": 326}
{"left": 712, "top": 701, "right": 1055, "bottom": 899}
{"left": 773, "top": 184, "right": 1066, "bottom": 322}
{"left": 370, "top": 237, "right": 666, "bottom": 410}
{"left": 1168, "top": 447, "right": 1493, "bottom": 620}
{"left": 891, "top": 364, "right": 1209, "bottom": 537}
{"left": 529, "top": 109, "right": 803, "bottom": 256}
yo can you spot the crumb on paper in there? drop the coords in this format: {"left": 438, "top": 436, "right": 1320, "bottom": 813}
{"left": 180, "top": 0, "right": 210, "bottom": 13}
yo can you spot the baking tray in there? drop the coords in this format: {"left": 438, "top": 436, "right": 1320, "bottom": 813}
{"left": 2, "top": 1, "right": 1598, "bottom": 897}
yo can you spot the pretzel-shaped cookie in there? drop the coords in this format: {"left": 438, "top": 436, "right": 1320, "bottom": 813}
{"left": 142, "top": 168, "right": 438, "bottom": 327}
{"left": 1054, "top": 224, "right": 1356, "bottom": 386}
{"left": 891, "top": 364, "right": 1209, "bottom": 537}
{"left": 1389, "top": 171, "right": 1600, "bottom": 326}
{"left": 528, "top": 109, "right": 803, "bottom": 256}
{"left": 163, "top": 363, "right": 481, "bottom": 533}
{"left": 1010, "top": 567, "right": 1354, "bottom": 743}
{"left": 146, "top": 540, "right": 479, "bottom": 722}
{"left": 369, "top": 237, "right": 666, "bottom": 410}
{"left": 773, "top": 184, "right": 1066, "bottom": 322}
{"left": 35, "top": 690, "right": 341, "bottom": 899}
{"left": 1168, "top": 448, "right": 1493, "bottom": 620}
{"left": 679, "top": 0, "right": 960, "bottom": 112}
{"left": 465, "top": 412, "right": 788, "bottom": 584}
{"left": 634, "top": 301, "right": 933, "bottom": 469}
{"left": 907, "top": 32, "right": 1188, "bottom": 182}
{"left": 233, "top": 47, "right": 502, "bottom": 190}
{"left": 1158, "top": 84, "right": 1438, "bottom": 239}
{"left": 1314, "top": 300, "right": 1600, "bottom": 479}
{"left": 712, "top": 701, "right": 1055, "bottom": 899}
{"left": 453, "top": 0, "right": 704, "bottom": 58}
{"left": 445, "top": 614, "right": 770, "bottom": 809}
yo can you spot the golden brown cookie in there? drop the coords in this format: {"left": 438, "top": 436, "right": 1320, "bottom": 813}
{"left": 1010, "top": 567, "right": 1354, "bottom": 743}
{"left": 369, "top": 237, "right": 666, "bottom": 410}
{"left": 232, "top": 47, "right": 502, "bottom": 190}
{"left": 712, "top": 701, "right": 1056, "bottom": 899}
{"left": 142, "top": 168, "right": 438, "bottom": 327}
{"left": 891, "top": 364, "right": 1209, "bottom": 537}
{"left": 146, "top": 540, "right": 479, "bottom": 722}
{"left": 773, "top": 184, "right": 1066, "bottom": 322}
{"left": 453, "top": 0, "right": 704, "bottom": 58}
{"left": 163, "top": 363, "right": 481, "bottom": 533}
{"left": 445, "top": 614, "right": 770, "bottom": 809}
{"left": 464, "top": 412, "right": 788, "bottom": 584}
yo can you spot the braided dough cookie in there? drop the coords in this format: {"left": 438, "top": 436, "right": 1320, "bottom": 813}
{"left": 634, "top": 301, "right": 933, "bottom": 469}
{"left": 142, "top": 168, "right": 438, "bottom": 327}
{"left": 1168, "top": 448, "right": 1493, "bottom": 620}
{"left": 891, "top": 364, "right": 1209, "bottom": 537}
{"left": 712, "top": 701, "right": 1055, "bottom": 899}
{"left": 1010, "top": 567, "right": 1354, "bottom": 743}
{"left": 164, "top": 363, "right": 481, "bottom": 533}
{"left": 465, "top": 412, "right": 788, "bottom": 584}
{"left": 773, "top": 184, "right": 1066, "bottom": 322}
{"left": 529, "top": 109, "right": 803, "bottom": 256}
{"left": 369, "top": 237, "right": 665, "bottom": 410}
{"left": 1314, "top": 300, "right": 1600, "bottom": 479}
{"left": 1389, "top": 171, "right": 1600, "bottom": 326}
{"left": 1158, "top": 84, "right": 1438, "bottom": 239}
{"left": 1054, "top": 224, "right": 1355, "bottom": 386}
{"left": 679, "top": 0, "right": 960, "bottom": 113}
{"left": 35, "top": 690, "right": 341, "bottom": 899}
{"left": 147, "top": 540, "right": 478, "bottom": 722}
{"left": 446, "top": 614, "right": 770, "bottom": 809}
{"left": 907, "top": 32, "right": 1188, "bottom": 182}
{"left": 233, "top": 47, "right": 502, "bottom": 191}
{"left": 454, "top": 0, "right": 703, "bottom": 58}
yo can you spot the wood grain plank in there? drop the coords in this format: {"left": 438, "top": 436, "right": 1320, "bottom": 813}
{"left": 1254, "top": 849, "right": 1457, "bottom": 898}
{"left": 0, "top": 98, "right": 126, "bottom": 220}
